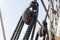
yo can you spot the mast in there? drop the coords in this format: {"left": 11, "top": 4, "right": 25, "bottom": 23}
{"left": 0, "top": 9, "right": 6, "bottom": 40}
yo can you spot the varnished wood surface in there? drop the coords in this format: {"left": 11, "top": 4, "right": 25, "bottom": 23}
{"left": 56, "top": 37, "right": 60, "bottom": 40}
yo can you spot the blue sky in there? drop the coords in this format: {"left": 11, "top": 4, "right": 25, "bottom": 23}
{"left": 1, "top": 0, "right": 60, "bottom": 40}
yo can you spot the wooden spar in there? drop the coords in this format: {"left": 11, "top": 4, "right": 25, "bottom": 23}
{"left": 0, "top": 9, "right": 6, "bottom": 40}
{"left": 56, "top": 37, "right": 60, "bottom": 40}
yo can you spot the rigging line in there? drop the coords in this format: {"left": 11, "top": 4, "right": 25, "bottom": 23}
{"left": 40, "top": 0, "right": 49, "bottom": 19}
{"left": 51, "top": 0, "right": 54, "bottom": 10}
{"left": 31, "top": 20, "right": 36, "bottom": 40}
{"left": 0, "top": 9, "right": 6, "bottom": 40}
{"left": 14, "top": 19, "right": 24, "bottom": 40}
{"left": 14, "top": 20, "right": 24, "bottom": 40}
{"left": 35, "top": 33, "right": 39, "bottom": 40}
{"left": 40, "top": 0, "right": 48, "bottom": 12}
{"left": 23, "top": 19, "right": 34, "bottom": 40}
{"left": 44, "top": 12, "right": 49, "bottom": 21}
{"left": 37, "top": 20, "right": 42, "bottom": 26}
{"left": 48, "top": 3, "right": 51, "bottom": 20}
{"left": 11, "top": 16, "right": 22, "bottom": 40}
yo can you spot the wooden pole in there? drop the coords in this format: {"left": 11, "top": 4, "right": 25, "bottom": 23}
{"left": 0, "top": 9, "right": 6, "bottom": 40}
